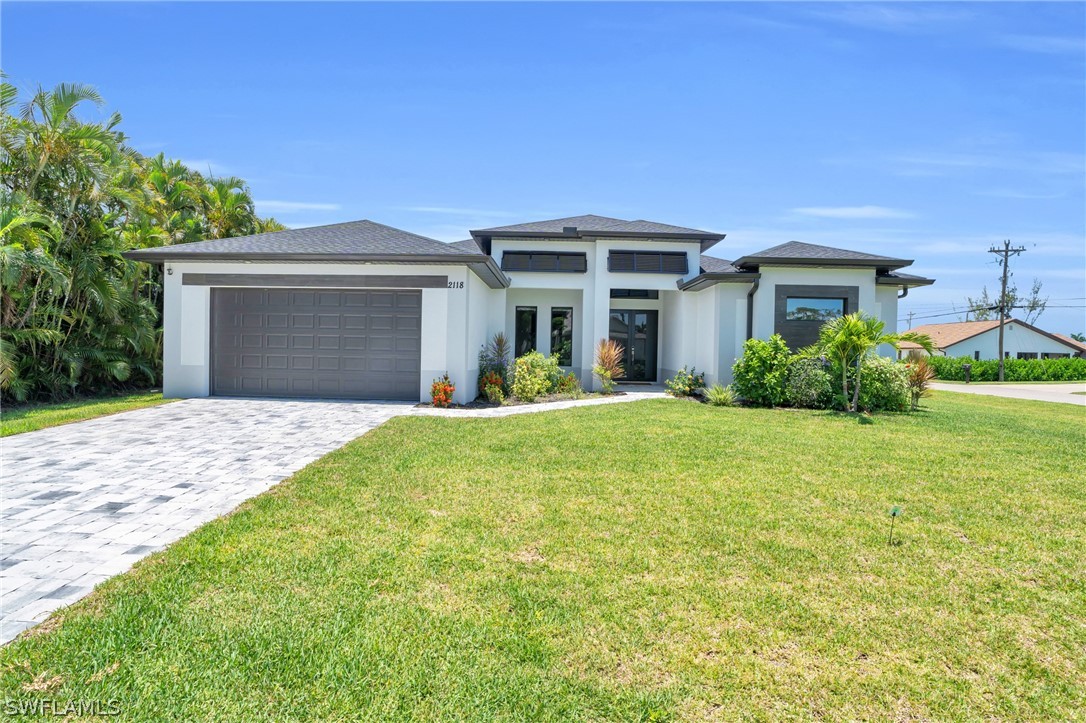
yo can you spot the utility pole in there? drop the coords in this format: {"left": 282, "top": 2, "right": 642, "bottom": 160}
{"left": 988, "top": 240, "right": 1026, "bottom": 381}
{"left": 906, "top": 311, "right": 915, "bottom": 329}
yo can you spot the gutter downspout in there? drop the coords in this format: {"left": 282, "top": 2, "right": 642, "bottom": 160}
{"left": 898, "top": 286, "right": 909, "bottom": 299}
{"left": 746, "top": 278, "right": 760, "bottom": 340}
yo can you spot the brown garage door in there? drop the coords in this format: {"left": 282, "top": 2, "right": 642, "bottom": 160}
{"left": 211, "top": 288, "right": 421, "bottom": 400}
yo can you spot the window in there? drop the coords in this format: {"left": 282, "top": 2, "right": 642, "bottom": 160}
{"left": 550, "top": 308, "right": 573, "bottom": 366}
{"left": 974, "top": 351, "right": 981, "bottom": 361}
{"left": 1016, "top": 351, "right": 1039, "bottom": 360}
{"left": 501, "top": 252, "right": 587, "bottom": 273}
{"left": 608, "top": 251, "right": 688, "bottom": 274}
{"left": 610, "top": 289, "right": 659, "bottom": 299}
{"left": 1043, "top": 353, "right": 1070, "bottom": 359}
{"left": 515, "top": 306, "right": 537, "bottom": 356}
{"left": 785, "top": 297, "right": 846, "bottom": 322}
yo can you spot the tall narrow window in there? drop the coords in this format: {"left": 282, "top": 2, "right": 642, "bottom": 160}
{"left": 515, "top": 306, "right": 537, "bottom": 357}
{"left": 550, "top": 308, "right": 573, "bottom": 366}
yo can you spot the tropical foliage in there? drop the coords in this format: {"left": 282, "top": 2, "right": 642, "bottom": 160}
{"left": 664, "top": 366, "right": 704, "bottom": 397}
{"left": 593, "top": 338, "right": 624, "bottom": 394}
{"left": 803, "top": 312, "right": 933, "bottom": 412}
{"left": 1, "top": 79, "right": 283, "bottom": 402}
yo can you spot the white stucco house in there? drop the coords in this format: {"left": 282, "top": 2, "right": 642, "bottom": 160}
{"left": 126, "top": 214, "right": 936, "bottom": 404}
{"left": 897, "top": 319, "right": 1086, "bottom": 360}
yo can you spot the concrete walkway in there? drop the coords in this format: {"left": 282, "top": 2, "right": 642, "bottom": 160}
{"left": 932, "top": 382, "right": 1086, "bottom": 406}
{"left": 1, "top": 391, "right": 667, "bottom": 644}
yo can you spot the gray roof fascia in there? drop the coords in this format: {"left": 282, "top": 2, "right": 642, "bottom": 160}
{"left": 677, "top": 271, "right": 760, "bottom": 292}
{"left": 734, "top": 257, "right": 912, "bottom": 271}
{"left": 123, "top": 250, "right": 511, "bottom": 289}
{"left": 876, "top": 274, "right": 935, "bottom": 287}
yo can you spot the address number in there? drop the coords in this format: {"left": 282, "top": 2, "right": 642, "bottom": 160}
{"left": 447, "top": 281, "right": 464, "bottom": 289}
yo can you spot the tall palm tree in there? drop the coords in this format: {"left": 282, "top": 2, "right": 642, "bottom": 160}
{"left": 807, "top": 312, "right": 933, "bottom": 412}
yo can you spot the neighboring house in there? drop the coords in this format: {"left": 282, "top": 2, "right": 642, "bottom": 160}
{"left": 897, "top": 319, "right": 1086, "bottom": 361}
{"left": 125, "top": 215, "right": 935, "bottom": 403}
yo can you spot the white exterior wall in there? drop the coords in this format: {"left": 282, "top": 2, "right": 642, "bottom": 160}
{"left": 493, "top": 238, "right": 702, "bottom": 389}
{"left": 162, "top": 260, "right": 497, "bottom": 404}
{"left": 943, "top": 323, "right": 1079, "bottom": 360}
{"left": 875, "top": 285, "right": 901, "bottom": 357}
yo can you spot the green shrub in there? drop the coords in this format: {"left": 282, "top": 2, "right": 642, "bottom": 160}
{"left": 926, "top": 355, "right": 1086, "bottom": 382}
{"left": 784, "top": 357, "right": 833, "bottom": 409}
{"left": 477, "top": 332, "right": 511, "bottom": 394}
{"left": 855, "top": 356, "right": 909, "bottom": 412}
{"left": 704, "top": 384, "right": 738, "bottom": 407}
{"left": 665, "top": 366, "right": 705, "bottom": 397}
{"left": 511, "top": 351, "right": 560, "bottom": 402}
{"left": 555, "top": 371, "right": 582, "bottom": 396}
{"left": 732, "top": 335, "right": 791, "bottom": 406}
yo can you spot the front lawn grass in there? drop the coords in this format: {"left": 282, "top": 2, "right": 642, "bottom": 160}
{"left": 2, "top": 393, "right": 1083, "bottom": 720}
{"left": 0, "top": 390, "right": 168, "bottom": 437}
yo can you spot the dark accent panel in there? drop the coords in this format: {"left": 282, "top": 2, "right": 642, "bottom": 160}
{"left": 610, "top": 289, "right": 659, "bottom": 299}
{"left": 608, "top": 251, "right": 688, "bottom": 274}
{"left": 211, "top": 288, "right": 421, "bottom": 400}
{"left": 500, "top": 252, "right": 587, "bottom": 273}
{"left": 185, "top": 273, "right": 447, "bottom": 288}
{"left": 773, "top": 284, "right": 859, "bottom": 350}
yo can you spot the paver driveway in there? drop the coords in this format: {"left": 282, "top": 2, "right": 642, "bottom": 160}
{"left": 0, "top": 397, "right": 413, "bottom": 643}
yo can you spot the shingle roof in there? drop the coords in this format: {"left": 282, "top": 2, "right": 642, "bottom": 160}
{"left": 876, "top": 270, "right": 936, "bottom": 287}
{"left": 470, "top": 214, "right": 725, "bottom": 243}
{"left": 1054, "top": 333, "right": 1086, "bottom": 354}
{"left": 698, "top": 255, "right": 741, "bottom": 274}
{"left": 897, "top": 320, "right": 1001, "bottom": 350}
{"left": 897, "top": 318, "right": 1086, "bottom": 354}
{"left": 734, "top": 241, "right": 910, "bottom": 270}
{"left": 472, "top": 215, "right": 628, "bottom": 235}
{"left": 125, "top": 220, "right": 466, "bottom": 260}
{"left": 449, "top": 238, "right": 484, "bottom": 254}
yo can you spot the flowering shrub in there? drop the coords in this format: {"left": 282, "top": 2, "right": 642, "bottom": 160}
{"left": 665, "top": 366, "right": 705, "bottom": 397}
{"left": 511, "top": 352, "right": 560, "bottom": 402}
{"left": 484, "top": 383, "right": 505, "bottom": 404}
{"left": 478, "top": 370, "right": 504, "bottom": 396}
{"left": 556, "top": 371, "right": 582, "bottom": 395}
{"left": 431, "top": 373, "right": 455, "bottom": 407}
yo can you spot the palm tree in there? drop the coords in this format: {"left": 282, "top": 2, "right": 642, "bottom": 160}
{"left": 200, "top": 175, "right": 256, "bottom": 239}
{"left": 807, "top": 312, "right": 934, "bottom": 412}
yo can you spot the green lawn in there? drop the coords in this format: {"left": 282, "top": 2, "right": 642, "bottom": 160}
{"left": 2, "top": 393, "right": 1083, "bottom": 720}
{"left": 0, "top": 391, "right": 168, "bottom": 437}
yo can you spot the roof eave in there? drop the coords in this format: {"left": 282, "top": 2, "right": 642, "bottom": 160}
{"left": 876, "top": 276, "right": 936, "bottom": 287}
{"left": 734, "top": 257, "right": 913, "bottom": 271}
{"left": 677, "top": 272, "right": 760, "bottom": 292}
{"left": 471, "top": 229, "right": 725, "bottom": 251}
{"left": 123, "top": 251, "right": 511, "bottom": 289}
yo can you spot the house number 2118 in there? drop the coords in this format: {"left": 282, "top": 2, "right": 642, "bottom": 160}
{"left": 447, "top": 281, "right": 464, "bottom": 289}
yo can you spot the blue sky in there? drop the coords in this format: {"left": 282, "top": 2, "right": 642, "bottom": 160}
{"left": 4, "top": 2, "right": 1084, "bottom": 333}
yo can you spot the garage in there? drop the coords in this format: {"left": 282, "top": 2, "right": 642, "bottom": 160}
{"left": 210, "top": 287, "right": 422, "bottom": 400}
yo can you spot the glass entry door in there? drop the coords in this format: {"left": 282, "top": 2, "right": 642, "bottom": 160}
{"left": 608, "top": 310, "right": 658, "bottom": 382}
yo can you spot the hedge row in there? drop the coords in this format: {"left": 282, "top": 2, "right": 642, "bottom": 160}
{"left": 927, "top": 355, "right": 1086, "bottom": 382}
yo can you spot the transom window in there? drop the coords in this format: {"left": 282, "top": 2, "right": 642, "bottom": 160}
{"left": 785, "top": 297, "right": 846, "bottom": 322}
{"left": 608, "top": 251, "right": 688, "bottom": 274}
{"left": 501, "top": 252, "right": 587, "bottom": 273}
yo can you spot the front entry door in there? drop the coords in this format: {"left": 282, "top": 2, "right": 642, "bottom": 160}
{"left": 609, "top": 310, "right": 658, "bottom": 382}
